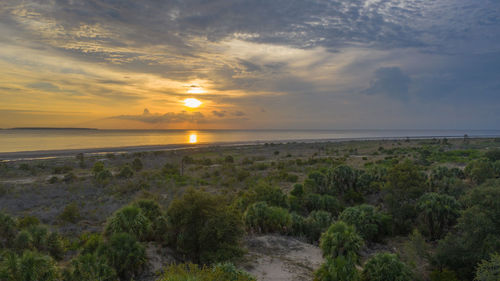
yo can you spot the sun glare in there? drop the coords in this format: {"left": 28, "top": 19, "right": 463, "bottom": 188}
{"left": 187, "top": 87, "right": 206, "bottom": 94}
{"left": 188, "top": 133, "right": 198, "bottom": 143}
{"left": 184, "top": 98, "right": 202, "bottom": 108}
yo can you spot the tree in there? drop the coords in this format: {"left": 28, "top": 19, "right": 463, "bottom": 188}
{"left": 104, "top": 205, "right": 152, "bottom": 241}
{"left": 339, "top": 204, "right": 391, "bottom": 243}
{"left": 0, "top": 251, "right": 59, "bottom": 281}
{"left": 416, "top": 193, "right": 460, "bottom": 240}
{"left": 305, "top": 210, "right": 334, "bottom": 242}
{"left": 475, "top": 253, "right": 500, "bottom": 281}
{"left": 97, "top": 233, "right": 146, "bottom": 280}
{"left": 384, "top": 161, "right": 427, "bottom": 234}
{"left": 167, "top": 189, "right": 245, "bottom": 264}
{"left": 314, "top": 256, "right": 359, "bottom": 281}
{"left": 327, "top": 165, "right": 358, "bottom": 196}
{"left": 65, "top": 253, "right": 117, "bottom": 281}
{"left": 361, "top": 253, "right": 412, "bottom": 281}
{"left": 319, "top": 221, "right": 364, "bottom": 262}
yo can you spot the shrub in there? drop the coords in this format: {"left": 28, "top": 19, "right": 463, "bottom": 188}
{"left": 314, "top": 256, "right": 359, "bottom": 281}
{"left": 96, "top": 169, "right": 113, "bottom": 185}
{"left": 361, "top": 253, "right": 412, "bottom": 281}
{"left": 430, "top": 269, "right": 459, "bottom": 281}
{"left": 46, "top": 232, "right": 64, "bottom": 260}
{"left": 118, "top": 165, "right": 134, "bottom": 179}
{"left": 244, "top": 202, "right": 291, "bottom": 234}
{"left": 17, "top": 215, "right": 40, "bottom": 229}
{"left": 474, "top": 253, "right": 500, "bottom": 281}
{"left": 0, "top": 250, "right": 59, "bottom": 281}
{"left": 326, "top": 165, "right": 358, "bottom": 196}
{"left": 65, "top": 253, "right": 117, "bottom": 281}
{"left": 416, "top": 193, "right": 460, "bottom": 240}
{"left": 339, "top": 204, "right": 391, "bottom": 243}
{"left": 157, "top": 263, "right": 255, "bottom": 281}
{"left": 304, "top": 194, "right": 343, "bottom": 216}
{"left": 104, "top": 206, "right": 152, "bottom": 241}
{"left": 97, "top": 233, "right": 146, "bottom": 280}
{"left": 0, "top": 213, "right": 18, "bottom": 248}
{"left": 465, "top": 159, "right": 496, "bottom": 185}
{"left": 131, "top": 158, "right": 143, "bottom": 171}
{"left": 305, "top": 210, "right": 334, "bottom": 242}
{"left": 167, "top": 189, "right": 245, "bottom": 264}
{"left": 132, "top": 199, "right": 168, "bottom": 242}
{"left": 319, "top": 221, "right": 363, "bottom": 262}
{"left": 58, "top": 203, "right": 81, "bottom": 224}
{"left": 224, "top": 155, "right": 234, "bottom": 163}
{"left": 14, "top": 230, "right": 33, "bottom": 252}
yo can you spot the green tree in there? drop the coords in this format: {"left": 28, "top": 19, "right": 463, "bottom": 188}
{"left": 339, "top": 204, "right": 391, "bottom": 243}
{"left": 327, "top": 165, "right": 358, "bottom": 196}
{"left": 0, "top": 251, "right": 59, "bottom": 281}
{"left": 314, "top": 256, "right": 359, "bottom": 281}
{"left": 104, "top": 205, "right": 152, "bottom": 241}
{"left": 416, "top": 193, "right": 460, "bottom": 240}
{"left": 65, "top": 253, "right": 117, "bottom": 281}
{"left": 361, "top": 253, "right": 412, "bottom": 281}
{"left": 97, "top": 233, "right": 146, "bottom": 280}
{"left": 475, "top": 253, "right": 500, "bottom": 281}
{"left": 167, "top": 189, "right": 245, "bottom": 264}
{"left": 319, "top": 221, "right": 364, "bottom": 262}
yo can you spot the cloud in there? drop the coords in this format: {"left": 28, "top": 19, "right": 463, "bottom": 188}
{"left": 112, "top": 109, "right": 205, "bottom": 124}
{"left": 212, "top": 110, "right": 246, "bottom": 118}
{"left": 362, "top": 67, "right": 411, "bottom": 101}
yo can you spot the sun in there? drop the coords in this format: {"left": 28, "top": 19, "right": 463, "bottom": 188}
{"left": 183, "top": 98, "right": 202, "bottom": 108}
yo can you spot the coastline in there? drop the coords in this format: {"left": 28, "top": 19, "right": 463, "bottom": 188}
{"left": 0, "top": 135, "right": 491, "bottom": 162}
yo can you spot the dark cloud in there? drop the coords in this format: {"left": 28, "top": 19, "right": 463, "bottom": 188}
{"left": 212, "top": 110, "right": 246, "bottom": 118}
{"left": 362, "top": 67, "right": 411, "bottom": 101}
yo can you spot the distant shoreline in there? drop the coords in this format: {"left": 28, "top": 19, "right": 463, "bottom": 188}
{"left": 0, "top": 135, "right": 495, "bottom": 162}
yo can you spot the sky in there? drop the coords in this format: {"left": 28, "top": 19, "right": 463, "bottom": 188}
{"left": 0, "top": 0, "right": 499, "bottom": 130}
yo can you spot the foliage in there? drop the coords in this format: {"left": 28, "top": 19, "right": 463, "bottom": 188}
{"left": 474, "top": 253, "right": 500, "bottom": 281}
{"left": 65, "top": 253, "right": 117, "bottom": 281}
{"left": 0, "top": 212, "right": 17, "bottom": 248}
{"left": 131, "top": 158, "right": 143, "bottom": 171}
{"left": 429, "top": 269, "right": 458, "bottom": 281}
{"left": 361, "top": 253, "right": 413, "bottom": 281}
{"left": 314, "top": 256, "right": 359, "bottom": 281}
{"left": 339, "top": 204, "right": 391, "bottom": 243}
{"left": 0, "top": 250, "right": 59, "bottom": 281}
{"left": 118, "top": 165, "right": 134, "bottom": 178}
{"left": 244, "top": 202, "right": 291, "bottom": 234}
{"left": 97, "top": 233, "right": 146, "bottom": 280}
{"left": 319, "top": 221, "right": 364, "bottom": 262}
{"left": 484, "top": 149, "right": 500, "bottom": 162}
{"left": 104, "top": 205, "right": 152, "bottom": 241}
{"left": 58, "top": 202, "right": 81, "bottom": 224}
{"left": 327, "top": 165, "right": 358, "bottom": 196}
{"left": 465, "top": 159, "right": 496, "bottom": 185}
{"left": 167, "top": 189, "right": 245, "bottom": 264}
{"left": 132, "top": 199, "right": 168, "bottom": 242}
{"left": 384, "top": 161, "right": 427, "bottom": 234}
{"left": 304, "top": 210, "right": 334, "bottom": 242}
{"left": 303, "top": 194, "right": 343, "bottom": 216}
{"left": 157, "top": 262, "right": 255, "bottom": 281}
{"left": 416, "top": 193, "right": 460, "bottom": 240}
{"left": 17, "top": 215, "right": 40, "bottom": 229}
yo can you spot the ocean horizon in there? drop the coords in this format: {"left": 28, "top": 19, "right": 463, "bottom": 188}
{"left": 1, "top": 128, "right": 500, "bottom": 154}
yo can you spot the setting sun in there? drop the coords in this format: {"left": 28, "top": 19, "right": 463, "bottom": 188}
{"left": 183, "top": 98, "right": 202, "bottom": 108}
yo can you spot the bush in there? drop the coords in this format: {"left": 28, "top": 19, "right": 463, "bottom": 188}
{"left": 58, "top": 203, "right": 81, "bottom": 224}
{"left": 14, "top": 230, "right": 33, "bottom": 252}
{"left": 104, "top": 206, "right": 152, "bottom": 241}
{"left": 97, "top": 233, "right": 146, "bottom": 280}
{"left": 465, "top": 159, "right": 496, "bottom": 185}
{"left": 118, "top": 165, "right": 134, "bottom": 178}
{"left": 65, "top": 253, "right": 117, "bottom": 281}
{"left": 17, "top": 215, "right": 40, "bottom": 229}
{"left": 0, "top": 212, "right": 17, "bottom": 248}
{"left": 416, "top": 193, "right": 460, "bottom": 240}
{"left": 0, "top": 250, "right": 59, "bottom": 281}
{"left": 361, "top": 253, "right": 412, "bottom": 281}
{"left": 314, "top": 256, "right": 359, "bottom": 281}
{"left": 305, "top": 210, "right": 334, "bottom": 242}
{"left": 157, "top": 263, "right": 255, "bottom": 281}
{"left": 319, "top": 221, "right": 363, "bottom": 262}
{"left": 304, "top": 194, "right": 343, "bottom": 216}
{"left": 429, "top": 269, "right": 459, "bottom": 281}
{"left": 131, "top": 158, "right": 143, "bottom": 171}
{"left": 244, "top": 202, "right": 291, "bottom": 234}
{"left": 339, "top": 204, "right": 391, "bottom": 243}
{"left": 132, "top": 199, "right": 168, "bottom": 242}
{"left": 474, "top": 253, "right": 500, "bottom": 281}
{"left": 167, "top": 189, "right": 245, "bottom": 264}
{"left": 326, "top": 165, "right": 358, "bottom": 196}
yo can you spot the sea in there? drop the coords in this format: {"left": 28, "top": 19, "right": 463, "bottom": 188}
{"left": 1, "top": 129, "right": 500, "bottom": 154}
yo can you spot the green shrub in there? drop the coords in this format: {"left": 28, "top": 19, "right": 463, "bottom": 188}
{"left": 97, "top": 233, "right": 146, "bottom": 280}
{"left": 157, "top": 263, "right": 256, "bottom": 281}
{"left": 132, "top": 199, "right": 168, "bottom": 242}
{"left": 326, "top": 165, "right": 358, "bottom": 196}
{"left": 0, "top": 250, "right": 59, "bottom": 281}
{"left": 465, "top": 159, "right": 496, "bottom": 185}
{"left": 58, "top": 203, "right": 81, "bottom": 224}
{"left": 305, "top": 210, "right": 334, "bottom": 242}
{"left": 416, "top": 193, "right": 460, "bottom": 240}
{"left": 361, "top": 253, "right": 412, "bottom": 281}
{"left": 319, "top": 221, "right": 363, "bottom": 262}
{"left": 304, "top": 194, "right": 343, "bottom": 216}
{"left": 167, "top": 189, "right": 245, "bottom": 264}
{"left": 314, "top": 256, "right": 359, "bottom": 281}
{"left": 17, "top": 215, "right": 40, "bottom": 229}
{"left": 118, "top": 165, "right": 134, "bottom": 178}
{"left": 96, "top": 169, "right": 113, "bottom": 185}
{"left": 131, "top": 158, "right": 143, "bottom": 171}
{"left": 14, "top": 230, "right": 33, "bottom": 252}
{"left": 104, "top": 206, "right": 152, "bottom": 241}
{"left": 244, "top": 202, "right": 291, "bottom": 234}
{"left": 474, "top": 253, "right": 500, "bottom": 281}
{"left": 65, "top": 253, "right": 117, "bottom": 281}
{"left": 339, "top": 204, "right": 391, "bottom": 243}
{"left": 429, "top": 269, "right": 458, "bottom": 281}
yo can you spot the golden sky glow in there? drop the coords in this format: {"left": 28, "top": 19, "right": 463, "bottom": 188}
{"left": 184, "top": 98, "right": 202, "bottom": 108}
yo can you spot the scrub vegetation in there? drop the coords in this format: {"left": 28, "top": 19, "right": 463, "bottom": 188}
{"left": 1, "top": 137, "right": 500, "bottom": 280}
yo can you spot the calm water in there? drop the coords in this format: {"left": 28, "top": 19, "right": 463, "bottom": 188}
{"left": 1, "top": 129, "right": 500, "bottom": 153}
